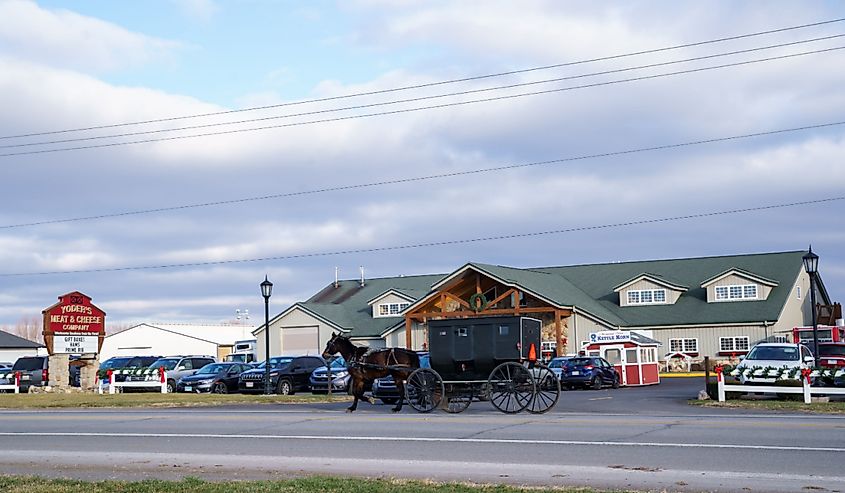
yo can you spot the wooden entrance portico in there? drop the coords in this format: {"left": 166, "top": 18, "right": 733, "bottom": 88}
{"left": 404, "top": 268, "right": 572, "bottom": 356}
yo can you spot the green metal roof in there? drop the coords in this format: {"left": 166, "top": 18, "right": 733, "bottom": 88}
{"left": 537, "top": 250, "right": 809, "bottom": 327}
{"left": 301, "top": 274, "right": 444, "bottom": 338}
{"left": 285, "top": 251, "right": 816, "bottom": 337}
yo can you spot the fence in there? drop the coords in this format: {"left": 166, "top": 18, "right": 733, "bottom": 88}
{"left": 98, "top": 367, "right": 167, "bottom": 394}
{"left": 0, "top": 372, "right": 21, "bottom": 393}
{"left": 715, "top": 366, "right": 845, "bottom": 403}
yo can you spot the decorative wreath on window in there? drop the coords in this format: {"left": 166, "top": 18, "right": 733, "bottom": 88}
{"left": 468, "top": 293, "right": 489, "bottom": 312}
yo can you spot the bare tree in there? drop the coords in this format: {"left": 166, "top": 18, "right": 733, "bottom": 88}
{"left": 8, "top": 315, "right": 42, "bottom": 343}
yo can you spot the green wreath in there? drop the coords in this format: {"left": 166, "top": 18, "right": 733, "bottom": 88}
{"left": 468, "top": 293, "right": 489, "bottom": 312}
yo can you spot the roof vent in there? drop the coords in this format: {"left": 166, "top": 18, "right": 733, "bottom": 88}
{"left": 334, "top": 267, "right": 339, "bottom": 289}
{"left": 360, "top": 266, "right": 365, "bottom": 287}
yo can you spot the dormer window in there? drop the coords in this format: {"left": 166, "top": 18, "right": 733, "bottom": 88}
{"left": 714, "top": 284, "right": 757, "bottom": 301}
{"left": 627, "top": 289, "right": 667, "bottom": 305}
{"left": 377, "top": 302, "right": 409, "bottom": 317}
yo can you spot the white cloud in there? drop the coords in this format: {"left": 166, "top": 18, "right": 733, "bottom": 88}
{"left": 0, "top": 0, "right": 182, "bottom": 73}
{"left": 171, "top": 0, "right": 220, "bottom": 22}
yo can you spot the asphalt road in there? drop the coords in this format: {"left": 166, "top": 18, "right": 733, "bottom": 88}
{"left": 1, "top": 378, "right": 844, "bottom": 492}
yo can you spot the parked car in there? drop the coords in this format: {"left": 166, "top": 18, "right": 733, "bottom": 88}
{"left": 9, "top": 356, "right": 49, "bottom": 392}
{"left": 176, "top": 362, "right": 250, "bottom": 393}
{"left": 99, "top": 355, "right": 161, "bottom": 383}
{"left": 0, "top": 362, "right": 13, "bottom": 370}
{"left": 238, "top": 356, "right": 325, "bottom": 394}
{"left": 560, "top": 356, "right": 620, "bottom": 390}
{"left": 546, "top": 356, "right": 571, "bottom": 379}
{"left": 309, "top": 356, "right": 350, "bottom": 393}
{"left": 816, "top": 342, "right": 845, "bottom": 370}
{"left": 128, "top": 356, "right": 216, "bottom": 393}
{"left": 371, "top": 352, "right": 430, "bottom": 404}
{"left": 736, "top": 343, "right": 815, "bottom": 385}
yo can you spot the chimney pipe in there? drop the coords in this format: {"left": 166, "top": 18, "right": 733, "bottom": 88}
{"left": 334, "top": 267, "right": 339, "bottom": 289}
{"left": 360, "top": 266, "right": 365, "bottom": 287}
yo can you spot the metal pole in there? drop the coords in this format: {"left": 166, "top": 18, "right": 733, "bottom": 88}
{"left": 704, "top": 355, "right": 710, "bottom": 397}
{"left": 264, "top": 296, "right": 271, "bottom": 395}
{"left": 810, "top": 273, "right": 819, "bottom": 362}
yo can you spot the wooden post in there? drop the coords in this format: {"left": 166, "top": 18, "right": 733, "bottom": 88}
{"left": 554, "top": 310, "right": 562, "bottom": 357}
{"left": 405, "top": 316, "right": 413, "bottom": 349}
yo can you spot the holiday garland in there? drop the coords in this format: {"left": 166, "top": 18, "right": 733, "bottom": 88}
{"left": 715, "top": 364, "right": 845, "bottom": 382}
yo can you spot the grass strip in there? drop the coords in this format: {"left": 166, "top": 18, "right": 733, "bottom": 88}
{"left": 690, "top": 399, "right": 845, "bottom": 414}
{"left": 0, "top": 476, "right": 617, "bottom": 493}
{"left": 0, "top": 392, "right": 350, "bottom": 409}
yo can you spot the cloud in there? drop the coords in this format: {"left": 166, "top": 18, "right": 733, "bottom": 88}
{"left": 0, "top": 0, "right": 182, "bottom": 73}
{"left": 171, "top": 0, "right": 220, "bottom": 22}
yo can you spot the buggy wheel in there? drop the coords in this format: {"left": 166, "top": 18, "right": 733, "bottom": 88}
{"left": 404, "top": 368, "right": 443, "bottom": 413}
{"left": 527, "top": 365, "right": 561, "bottom": 414}
{"left": 488, "top": 362, "right": 535, "bottom": 414}
{"left": 443, "top": 385, "right": 472, "bottom": 414}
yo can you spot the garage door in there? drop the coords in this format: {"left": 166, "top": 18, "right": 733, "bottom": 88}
{"left": 281, "top": 326, "right": 319, "bottom": 355}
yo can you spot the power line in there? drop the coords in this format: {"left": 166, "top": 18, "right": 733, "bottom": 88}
{"left": 2, "top": 17, "right": 842, "bottom": 141}
{"left": 3, "top": 119, "right": 843, "bottom": 230}
{"left": 3, "top": 45, "right": 843, "bottom": 158}
{"left": 3, "top": 196, "right": 841, "bottom": 277}
{"left": 5, "top": 34, "right": 843, "bottom": 151}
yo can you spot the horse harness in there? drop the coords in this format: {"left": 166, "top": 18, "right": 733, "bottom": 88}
{"left": 348, "top": 347, "right": 413, "bottom": 372}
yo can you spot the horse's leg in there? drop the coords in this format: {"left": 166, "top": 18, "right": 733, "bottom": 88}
{"left": 347, "top": 377, "right": 363, "bottom": 412}
{"left": 391, "top": 372, "right": 405, "bottom": 412}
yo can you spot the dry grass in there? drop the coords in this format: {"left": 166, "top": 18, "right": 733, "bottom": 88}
{"left": 0, "top": 392, "right": 350, "bottom": 409}
{"left": 690, "top": 399, "right": 845, "bottom": 414}
{"left": 0, "top": 476, "right": 617, "bottom": 493}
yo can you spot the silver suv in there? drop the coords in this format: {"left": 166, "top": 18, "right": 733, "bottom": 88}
{"left": 129, "top": 356, "right": 216, "bottom": 393}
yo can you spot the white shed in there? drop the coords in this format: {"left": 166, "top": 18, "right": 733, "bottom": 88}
{"left": 99, "top": 323, "right": 256, "bottom": 361}
{"left": 0, "top": 330, "right": 46, "bottom": 365}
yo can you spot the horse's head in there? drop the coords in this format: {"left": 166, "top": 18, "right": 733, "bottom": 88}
{"left": 322, "top": 332, "right": 346, "bottom": 360}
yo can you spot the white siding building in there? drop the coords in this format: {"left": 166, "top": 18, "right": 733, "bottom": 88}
{"left": 100, "top": 323, "right": 256, "bottom": 361}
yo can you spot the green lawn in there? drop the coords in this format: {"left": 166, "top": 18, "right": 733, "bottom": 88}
{"left": 0, "top": 392, "right": 350, "bottom": 409}
{"left": 0, "top": 476, "right": 617, "bottom": 493}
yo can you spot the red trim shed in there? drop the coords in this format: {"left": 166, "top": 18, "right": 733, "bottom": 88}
{"left": 583, "top": 331, "right": 661, "bottom": 386}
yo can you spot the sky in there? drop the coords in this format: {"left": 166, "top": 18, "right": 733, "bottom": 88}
{"left": 0, "top": 0, "right": 843, "bottom": 331}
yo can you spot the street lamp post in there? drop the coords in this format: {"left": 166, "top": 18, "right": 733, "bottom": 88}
{"left": 802, "top": 247, "right": 819, "bottom": 361}
{"left": 260, "top": 275, "right": 273, "bottom": 395}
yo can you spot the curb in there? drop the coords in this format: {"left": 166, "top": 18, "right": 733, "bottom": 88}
{"left": 660, "top": 372, "right": 705, "bottom": 378}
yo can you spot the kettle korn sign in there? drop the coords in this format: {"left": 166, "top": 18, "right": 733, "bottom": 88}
{"left": 589, "top": 331, "right": 632, "bottom": 344}
{"left": 42, "top": 292, "right": 106, "bottom": 355}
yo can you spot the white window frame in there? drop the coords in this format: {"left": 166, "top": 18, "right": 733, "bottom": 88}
{"left": 714, "top": 284, "right": 759, "bottom": 301}
{"left": 669, "top": 338, "right": 698, "bottom": 353}
{"left": 376, "top": 302, "right": 410, "bottom": 318}
{"left": 719, "top": 336, "right": 750, "bottom": 352}
{"left": 626, "top": 288, "right": 668, "bottom": 306}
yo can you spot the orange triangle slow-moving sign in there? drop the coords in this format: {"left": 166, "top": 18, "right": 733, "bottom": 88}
{"left": 528, "top": 343, "right": 537, "bottom": 362}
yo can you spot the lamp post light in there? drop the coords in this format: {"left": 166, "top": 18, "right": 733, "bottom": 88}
{"left": 802, "top": 247, "right": 819, "bottom": 362}
{"left": 260, "top": 275, "right": 273, "bottom": 395}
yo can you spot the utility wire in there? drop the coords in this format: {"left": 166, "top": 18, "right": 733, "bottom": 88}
{"left": 4, "top": 34, "right": 842, "bottom": 151}
{"left": 1, "top": 17, "right": 843, "bottom": 141}
{"left": 3, "top": 196, "right": 841, "bottom": 277}
{"left": 2, "top": 45, "right": 843, "bottom": 158}
{"left": 3, "top": 120, "right": 843, "bottom": 230}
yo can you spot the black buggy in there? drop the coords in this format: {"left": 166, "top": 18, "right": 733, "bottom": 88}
{"left": 403, "top": 316, "right": 560, "bottom": 414}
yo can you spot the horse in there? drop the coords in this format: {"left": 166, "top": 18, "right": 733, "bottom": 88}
{"left": 322, "top": 332, "right": 420, "bottom": 413}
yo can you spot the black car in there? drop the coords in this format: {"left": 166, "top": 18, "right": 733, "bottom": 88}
{"left": 238, "top": 356, "right": 325, "bottom": 395}
{"left": 9, "top": 356, "right": 48, "bottom": 392}
{"left": 560, "top": 357, "right": 620, "bottom": 390}
{"left": 371, "top": 352, "right": 430, "bottom": 404}
{"left": 176, "top": 362, "right": 250, "bottom": 393}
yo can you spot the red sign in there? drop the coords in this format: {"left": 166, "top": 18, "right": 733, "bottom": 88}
{"left": 42, "top": 292, "right": 106, "bottom": 354}
{"left": 44, "top": 292, "right": 105, "bottom": 334}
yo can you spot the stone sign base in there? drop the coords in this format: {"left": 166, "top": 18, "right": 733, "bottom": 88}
{"left": 48, "top": 354, "right": 70, "bottom": 389}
